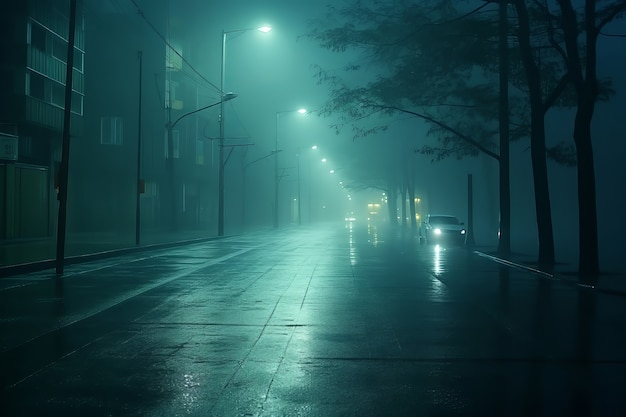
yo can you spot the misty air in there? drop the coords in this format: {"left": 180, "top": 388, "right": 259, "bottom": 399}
{"left": 1, "top": 0, "right": 626, "bottom": 415}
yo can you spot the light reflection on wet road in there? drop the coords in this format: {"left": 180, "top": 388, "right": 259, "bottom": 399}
{"left": 1, "top": 223, "right": 625, "bottom": 416}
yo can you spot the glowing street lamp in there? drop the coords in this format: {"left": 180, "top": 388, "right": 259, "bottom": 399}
{"left": 218, "top": 25, "right": 271, "bottom": 236}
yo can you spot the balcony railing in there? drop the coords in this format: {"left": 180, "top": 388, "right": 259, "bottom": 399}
{"left": 27, "top": 46, "right": 84, "bottom": 93}
{"left": 25, "top": 97, "right": 82, "bottom": 136}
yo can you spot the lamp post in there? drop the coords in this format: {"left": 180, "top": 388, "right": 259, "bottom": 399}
{"left": 55, "top": 0, "right": 77, "bottom": 275}
{"left": 219, "top": 25, "right": 271, "bottom": 236}
{"left": 166, "top": 94, "right": 236, "bottom": 235}
{"left": 135, "top": 50, "right": 143, "bottom": 246}
{"left": 274, "top": 108, "right": 306, "bottom": 229}
{"left": 170, "top": 93, "right": 237, "bottom": 129}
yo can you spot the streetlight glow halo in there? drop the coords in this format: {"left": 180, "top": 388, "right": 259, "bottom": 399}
{"left": 258, "top": 25, "right": 272, "bottom": 33}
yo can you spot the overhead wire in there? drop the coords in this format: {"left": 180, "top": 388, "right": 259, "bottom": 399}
{"left": 600, "top": 32, "right": 626, "bottom": 37}
{"left": 127, "top": 0, "right": 258, "bottom": 143}
{"left": 226, "top": 102, "right": 253, "bottom": 140}
{"left": 127, "top": 0, "right": 222, "bottom": 95}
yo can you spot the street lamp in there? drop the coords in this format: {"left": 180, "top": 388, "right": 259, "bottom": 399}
{"left": 170, "top": 92, "right": 237, "bottom": 129}
{"left": 165, "top": 93, "right": 237, "bottom": 234}
{"left": 274, "top": 108, "right": 306, "bottom": 229}
{"left": 219, "top": 25, "right": 271, "bottom": 237}
{"left": 135, "top": 51, "right": 143, "bottom": 247}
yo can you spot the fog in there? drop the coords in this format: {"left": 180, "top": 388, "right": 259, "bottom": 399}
{"left": 5, "top": 0, "right": 623, "bottom": 271}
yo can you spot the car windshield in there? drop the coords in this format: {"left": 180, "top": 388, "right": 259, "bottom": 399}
{"left": 429, "top": 216, "right": 459, "bottom": 225}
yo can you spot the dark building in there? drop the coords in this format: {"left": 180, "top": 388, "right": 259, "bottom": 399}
{"left": 72, "top": 0, "right": 169, "bottom": 238}
{"left": 0, "top": 0, "right": 84, "bottom": 239}
{"left": 1, "top": 0, "right": 223, "bottom": 250}
{"left": 72, "top": 0, "right": 221, "bottom": 240}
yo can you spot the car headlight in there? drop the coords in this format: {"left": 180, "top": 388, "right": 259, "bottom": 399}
{"left": 434, "top": 228, "right": 442, "bottom": 235}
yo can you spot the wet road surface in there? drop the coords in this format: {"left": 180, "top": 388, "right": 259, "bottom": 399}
{"left": 1, "top": 223, "right": 625, "bottom": 416}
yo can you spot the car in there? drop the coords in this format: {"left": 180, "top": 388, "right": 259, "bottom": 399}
{"left": 421, "top": 214, "right": 467, "bottom": 245}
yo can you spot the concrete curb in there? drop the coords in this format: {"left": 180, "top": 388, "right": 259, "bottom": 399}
{"left": 0, "top": 236, "right": 224, "bottom": 278}
{"left": 475, "top": 250, "right": 626, "bottom": 298}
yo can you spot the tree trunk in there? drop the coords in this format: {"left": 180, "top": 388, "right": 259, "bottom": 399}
{"left": 404, "top": 157, "right": 417, "bottom": 234}
{"left": 408, "top": 186, "right": 417, "bottom": 235}
{"left": 530, "top": 117, "right": 556, "bottom": 267}
{"left": 573, "top": 99, "right": 599, "bottom": 275}
{"left": 514, "top": 0, "right": 556, "bottom": 267}
{"left": 497, "top": 0, "right": 511, "bottom": 258}
{"left": 574, "top": 0, "right": 600, "bottom": 275}
{"left": 557, "top": 0, "right": 602, "bottom": 275}
{"left": 387, "top": 178, "right": 398, "bottom": 227}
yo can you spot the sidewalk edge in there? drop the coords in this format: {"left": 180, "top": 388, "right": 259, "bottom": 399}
{"left": 0, "top": 236, "right": 223, "bottom": 278}
{"left": 474, "top": 251, "right": 626, "bottom": 298}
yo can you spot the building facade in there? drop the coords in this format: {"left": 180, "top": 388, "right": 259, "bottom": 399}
{"left": 1, "top": 0, "right": 225, "bottom": 247}
{"left": 0, "top": 0, "right": 84, "bottom": 239}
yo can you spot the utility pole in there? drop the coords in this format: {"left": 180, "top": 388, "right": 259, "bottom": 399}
{"left": 218, "top": 31, "right": 227, "bottom": 236}
{"left": 166, "top": 95, "right": 175, "bottom": 231}
{"left": 168, "top": 95, "right": 236, "bottom": 234}
{"left": 135, "top": 50, "right": 143, "bottom": 246}
{"left": 55, "top": 0, "right": 77, "bottom": 275}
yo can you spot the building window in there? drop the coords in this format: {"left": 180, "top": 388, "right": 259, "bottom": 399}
{"left": 51, "top": 36, "right": 66, "bottom": 62}
{"left": 50, "top": 81, "right": 64, "bottom": 107}
{"left": 71, "top": 91, "right": 83, "bottom": 115}
{"left": 25, "top": 71, "right": 83, "bottom": 115}
{"left": 73, "top": 49, "right": 84, "bottom": 72}
{"left": 101, "top": 117, "right": 123, "bottom": 145}
{"left": 27, "top": 22, "right": 47, "bottom": 52}
{"left": 26, "top": 72, "right": 45, "bottom": 100}
{"left": 51, "top": 34, "right": 84, "bottom": 73}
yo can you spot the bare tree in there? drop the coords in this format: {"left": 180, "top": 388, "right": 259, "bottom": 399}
{"left": 554, "top": 0, "right": 626, "bottom": 275}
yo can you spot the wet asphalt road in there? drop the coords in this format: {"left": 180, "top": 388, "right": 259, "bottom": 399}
{"left": 1, "top": 223, "right": 625, "bottom": 416}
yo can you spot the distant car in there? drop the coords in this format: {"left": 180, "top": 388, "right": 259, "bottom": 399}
{"left": 421, "top": 214, "right": 466, "bottom": 245}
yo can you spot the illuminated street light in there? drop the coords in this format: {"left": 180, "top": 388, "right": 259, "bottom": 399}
{"left": 219, "top": 25, "right": 271, "bottom": 236}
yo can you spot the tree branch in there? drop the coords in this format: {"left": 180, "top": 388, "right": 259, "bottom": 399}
{"left": 379, "top": 106, "right": 501, "bottom": 162}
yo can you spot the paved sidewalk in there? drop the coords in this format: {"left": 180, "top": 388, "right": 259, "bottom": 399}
{"left": 1, "top": 224, "right": 626, "bottom": 416}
